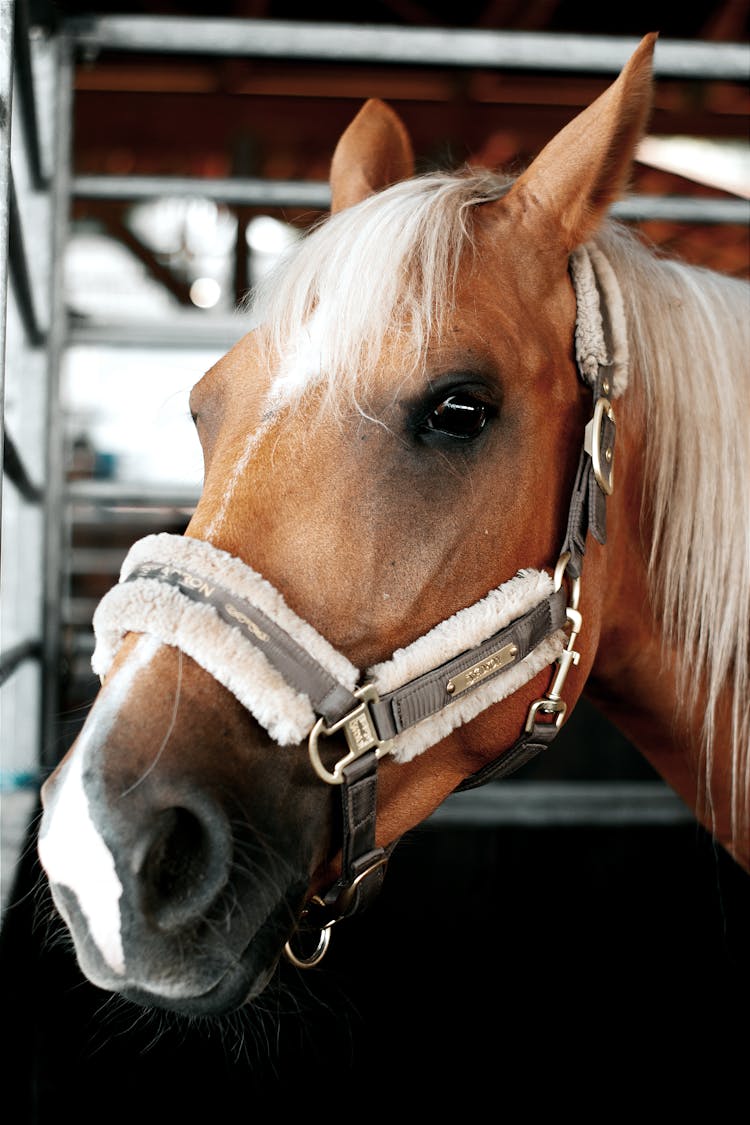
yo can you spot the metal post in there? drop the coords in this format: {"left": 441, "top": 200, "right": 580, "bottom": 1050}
{"left": 40, "top": 32, "right": 72, "bottom": 769}
{"left": 0, "top": 0, "right": 15, "bottom": 541}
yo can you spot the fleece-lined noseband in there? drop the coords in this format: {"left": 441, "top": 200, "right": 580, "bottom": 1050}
{"left": 91, "top": 243, "right": 625, "bottom": 965}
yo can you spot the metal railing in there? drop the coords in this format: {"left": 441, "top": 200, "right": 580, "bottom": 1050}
{"left": 66, "top": 16, "right": 750, "bottom": 80}
{"left": 0, "top": 0, "right": 71, "bottom": 800}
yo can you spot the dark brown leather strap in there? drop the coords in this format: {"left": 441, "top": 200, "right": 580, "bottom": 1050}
{"left": 294, "top": 750, "right": 388, "bottom": 924}
{"left": 454, "top": 719, "right": 559, "bottom": 791}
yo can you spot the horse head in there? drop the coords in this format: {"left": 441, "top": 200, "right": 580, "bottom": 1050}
{"left": 43, "top": 33, "right": 742, "bottom": 1017}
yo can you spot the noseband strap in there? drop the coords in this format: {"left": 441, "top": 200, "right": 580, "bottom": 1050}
{"left": 90, "top": 242, "right": 625, "bottom": 960}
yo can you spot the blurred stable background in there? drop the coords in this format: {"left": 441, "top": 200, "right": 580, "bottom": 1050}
{"left": 0, "top": 2, "right": 749, "bottom": 1119}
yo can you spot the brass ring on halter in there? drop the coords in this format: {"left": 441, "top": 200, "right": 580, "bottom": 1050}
{"left": 283, "top": 896, "right": 333, "bottom": 969}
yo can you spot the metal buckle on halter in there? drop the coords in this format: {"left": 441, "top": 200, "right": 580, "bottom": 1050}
{"left": 525, "top": 552, "right": 582, "bottom": 733}
{"left": 584, "top": 396, "right": 616, "bottom": 495}
{"left": 308, "top": 683, "right": 394, "bottom": 785}
{"left": 283, "top": 850, "right": 391, "bottom": 969}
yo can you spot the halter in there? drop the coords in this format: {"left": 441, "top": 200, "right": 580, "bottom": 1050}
{"left": 91, "top": 243, "right": 624, "bottom": 968}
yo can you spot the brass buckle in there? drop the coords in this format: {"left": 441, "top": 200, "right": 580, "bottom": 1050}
{"left": 525, "top": 554, "right": 583, "bottom": 733}
{"left": 584, "top": 396, "right": 615, "bottom": 495}
{"left": 308, "top": 684, "right": 394, "bottom": 786}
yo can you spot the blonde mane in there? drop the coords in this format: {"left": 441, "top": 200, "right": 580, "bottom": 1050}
{"left": 598, "top": 223, "right": 750, "bottom": 840}
{"left": 251, "top": 170, "right": 750, "bottom": 844}
{"left": 252, "top": 169, "right": 511, "bottom": 409}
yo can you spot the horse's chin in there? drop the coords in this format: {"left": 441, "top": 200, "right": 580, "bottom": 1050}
{"left": 121, "top": 959, "right": 279, "bottom": 1017}
{"left": 50, "top": 879, "right": 301, "bottom": 1016}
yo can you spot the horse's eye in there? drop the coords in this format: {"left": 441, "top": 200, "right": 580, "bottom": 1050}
{"left": 421, "top": 393, "right": 489, "bottom": 441}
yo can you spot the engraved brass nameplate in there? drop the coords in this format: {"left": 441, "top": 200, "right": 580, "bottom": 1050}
{"left": 446, "top": 642, "right": 518, "bottom": 697}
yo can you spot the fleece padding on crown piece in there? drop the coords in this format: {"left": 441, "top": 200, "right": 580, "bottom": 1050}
{"left": 570, "top": 243, "right": 629, "bottom": 397}
{"left": 92, "top": 533, "right": 564, "bottom": 758}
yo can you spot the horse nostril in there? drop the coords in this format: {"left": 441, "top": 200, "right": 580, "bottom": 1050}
{"left": 139, "top": 803, "right": 231, "bottom": 932}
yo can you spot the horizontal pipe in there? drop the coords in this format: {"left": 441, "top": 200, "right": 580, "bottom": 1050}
{"left": 0, "top": 638, "right": 42, "bottom": 687}
{"left": 73, "top": 174, "right": 750, "bottom": 225}
{"left": 0, "top": 769, "right": 41, "bottom": 791}
{"left": 67, "top": 311, "right": 248, "bottom": 350}
{"left": 429, "top": 781, "right": 694, "bottom": 827}
{"left": 74, "top": 174, "right": 331, "bottom": 210}
{"left": 66, "top": 479, "right": 201, "bottom": 508}
{"left": 2, "top": 429, "right": 43, "bottom": 502}
{"left": 615, "top": 194, "right": 750, "bottom": 224}
{"left": 65, "top": 17, "right": 750, "bottom": 81}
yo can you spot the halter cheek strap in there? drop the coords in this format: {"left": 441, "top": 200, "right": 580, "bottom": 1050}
{"left": 90, "top": 242, "right": 624, "bottom": 961}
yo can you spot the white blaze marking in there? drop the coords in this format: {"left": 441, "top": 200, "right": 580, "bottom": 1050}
{"left": 38, "top": 636, "right": 163, "bottom": 975}
{"left": 203, "top": 426, "right": 265, "bottom": 539}
{"left": 269, "top": 314, "right": 324, "bottom": 406}
{"left": 204, "top": 316, "right": 325, "bottom": 540}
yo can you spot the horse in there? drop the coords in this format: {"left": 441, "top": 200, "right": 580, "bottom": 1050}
{"left": 37, "top": 33, "right": 749, "bottom": 1018}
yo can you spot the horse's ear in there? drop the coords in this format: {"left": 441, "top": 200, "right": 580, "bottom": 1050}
{"left": 329, "top": 98, "right": 415, "bottom": 213}
{"left": 503, "top": 32, "right": 657, "bottom": 252}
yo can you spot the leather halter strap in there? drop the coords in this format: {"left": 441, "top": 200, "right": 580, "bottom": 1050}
{"left": 124, "top": 561, "right": 567, "bottom": 758}
{"left": 456, "top": 365, "right": 614, "bottom": 790}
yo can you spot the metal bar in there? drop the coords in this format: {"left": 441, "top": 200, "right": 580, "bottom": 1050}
{"left": 66, "top": 478, "right": 200, "bottom": 509}
{"left": 67, "top": 311, "right": 248, "bottom": 350}
{"left": 0, "top": 0, "right": 15, "bottom": 543}
{"left": 40, "top": 32, "right": 72, "bottom": 770}
{"left": 8, "top": 171, "right": 44, "bottom": 345}
{"left": 0, "top": 637, "right": 42, "bottom": 686}
{"left": 13, "top": 0, "right": 46, "bottom": 189}
{"left": 613, "top": 195, "right": 750, "bottom": 224}
{"left": 73, "top": 174, "right": 750, "bottom": 225}
{"left": 2, "top": 427, "right": 42, "bottom": 501}
{"left": 73, "top": 174, "right": 331, "bottom": 210}
{"left": 429, "top": 781, "right": 694, "bottom": 827}
{"left": 64, "top": 16, "right": 750, "bottom": 81}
